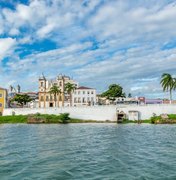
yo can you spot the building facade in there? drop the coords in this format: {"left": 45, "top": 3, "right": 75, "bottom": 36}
{"left": 0, "top": 87, "right": 7, "bottom": 115}
{"left": 72, "top": 86, "right": 96, "bottom": 106}
{"left": 38, "top": 74, "right": 78, "bottom": 108}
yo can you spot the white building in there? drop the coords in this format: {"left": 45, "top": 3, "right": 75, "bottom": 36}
{"left": 72, "top": 86, "right": 96, "bottom": 106}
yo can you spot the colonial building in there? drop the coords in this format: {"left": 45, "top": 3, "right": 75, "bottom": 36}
{"left": 72, "top": 86, "right": 96, "bottom": 106}
{"left": 38, "top": 74, "right": 78, "bottom": 108}
{"left": 0, "top": 87, "right": 7, "bottom": 115}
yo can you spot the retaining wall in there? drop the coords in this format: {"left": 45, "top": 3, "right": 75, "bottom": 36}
{"left": 3, "top": 106, "right": 117, "bottom": 121}
{"left": 3, "top": 105, "right": 176, "bottom": 121}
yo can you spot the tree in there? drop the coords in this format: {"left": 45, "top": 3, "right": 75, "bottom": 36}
{"left": 49, "top": 85, "right": 61, "bottom": 107}
{"left": 11, "top": 94, "right": 32, "bottom": 107}
{"left": 65, "top": 82, "right": 76, "bottom": 106}
{"left": 121, "top": 92, "right": 126, "bottom": 98}
{"left": 101, "top": 84, "right": 124, "bottom": 99}
{"left": 160, "top": 73, "right": 175, "bottom": 103}
{"left": 128, "top": 93, "right": 132, "bottom": 98}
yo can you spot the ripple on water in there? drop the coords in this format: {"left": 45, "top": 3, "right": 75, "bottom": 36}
{"left": 0, "top": 124, "right": 176, "bottom": 180}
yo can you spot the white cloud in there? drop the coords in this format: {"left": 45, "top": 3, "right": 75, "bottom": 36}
{"left": 0, "top": 38, "right": 16, "bottom": 60}
{"left": 88, "top": 1, "right": 176, "bottom": 43}
{"left": 0, "top": 0, "right": 176, "bottom": 98}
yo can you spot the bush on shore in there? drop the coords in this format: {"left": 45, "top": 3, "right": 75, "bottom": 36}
{"left": 150, "top": 114, "right": 176, "bottom": 124}
{"left": 0, "top": 113, "right": 71, "bottom": 124}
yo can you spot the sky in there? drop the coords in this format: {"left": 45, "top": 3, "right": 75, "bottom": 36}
{"left": 0, "top": 0, "right": 176, "bottom": 98}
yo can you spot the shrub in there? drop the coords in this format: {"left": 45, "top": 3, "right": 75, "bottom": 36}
{"left": 59, "top": 113, "right": 70, "bottom": 123}
{"left": 35, "top": 112, "right": 41, "bottom": 116}
{"left": 150, "top": 114, "right": 161, "bottom": 124}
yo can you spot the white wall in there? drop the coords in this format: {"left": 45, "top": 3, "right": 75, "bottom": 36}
{"left": 3, "top": 105, "right": 176, "bottom": 121}
{"left": 117, "top": 104, "right": 176, "bottom": 120}
{"left": 3, "top": 106, "right": 117, "bottom": 121}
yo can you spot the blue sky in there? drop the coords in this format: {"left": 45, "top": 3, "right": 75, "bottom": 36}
{"left": 0, "top": 0, "right": 176, "bottom": 98}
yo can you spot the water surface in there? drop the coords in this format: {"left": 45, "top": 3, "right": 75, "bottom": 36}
{"left": 0, "top": 124, "right": 176, "bottom": 180}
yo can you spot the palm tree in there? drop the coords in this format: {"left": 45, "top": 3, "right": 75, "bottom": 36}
{"left": 65, "top": 83, "right": 76, "bottom": 106}
{"left": 160, "top": 73, "right": 175, "bottom": 103}
{"left": 49, "top": 85, "right": 61, "bottom": 107}
{"left": 62, "top": 76, "right": 65, "bottom": 107}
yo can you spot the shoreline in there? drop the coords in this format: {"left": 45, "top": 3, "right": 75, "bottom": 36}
{"left": 0, "top": 114, "right": 151, "bottom": 124}
{"left": 1, "top": 114, "right": 176, "bottom": 124}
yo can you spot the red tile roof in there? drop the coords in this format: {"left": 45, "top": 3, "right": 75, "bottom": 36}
{"left": 0, "top": 87, "right": 7, "bottom": 90}
{"left": 77, "top": 86, "right": 94, "bottom": 90}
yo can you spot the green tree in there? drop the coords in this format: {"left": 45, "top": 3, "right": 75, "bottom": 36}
{"left": 101, "top": 84, "right": 124, "bottom": 99}
{"left": 65, "top": 83, "right": 76, "bottom": 106}
{"left": 128, "top": 93, "right": 132, "bottom": 98}
{"left": 49, "top": 85, "right": 61, "bottom": 107}
{"left": 122, "top": 92, "right": 126, "bottom": 98}
{"left": 160, "top": 73, "right": 175, "bottom": 102}
{"left": 11, "top": 94, "right": 32, "bottom": 107}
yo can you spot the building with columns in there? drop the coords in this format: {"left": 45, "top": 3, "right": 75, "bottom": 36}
{"left": 39, "top": 74, "right": 78, "bottom": 108}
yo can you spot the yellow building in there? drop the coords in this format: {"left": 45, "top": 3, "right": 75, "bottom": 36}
{"left": 39, "top": 74, "right": 78, "bottom": 108}
{"left": 0, "top": 87, "right": 7, "bottom": 115}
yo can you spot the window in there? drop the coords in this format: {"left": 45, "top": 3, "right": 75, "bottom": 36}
{"left": 41, "top": 96, "right": 44, "bottom": 101}
{"left": 83, "top": 91, "right": 85, "bottom": 94}
{"left": 87, "top": 91, "right": 90, "bottom": 94}
{"left": 91, "top": 91, "right": 94, "bottom": 94}
{"left": 78, "top": 91, "right": 80, "bottom": 95}
{"left": 59, "top": 95, "right": 62, "bottom": 101}
{"left": 74, "top": 98, "right": 77, "bottom": 103}
{"left": 46, "top": 96, "right": 49, "bottom": 101}
{"left": 83, "top": 98, "right": 85, "bottom": 103}
{"left": 59, "top": 82, "right": 62, "bottom": 86}
{"left": 0, "top": 94, "right": 2, "bottom": 98}
{"left": 0, "top": 103, "right": 2, "bottom": 107}
{"left": 41, "top": 82, "right": 44, "bottom": 87}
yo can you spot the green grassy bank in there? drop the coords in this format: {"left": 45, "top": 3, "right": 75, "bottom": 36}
{"left": 0, "top": 113, "right": 115, "bottom": 124}
{"left": 1, "top": 113, "right": 176, "bottom": 124}
{"left": 150, "top": 114, "right": 176, "bottom": 124}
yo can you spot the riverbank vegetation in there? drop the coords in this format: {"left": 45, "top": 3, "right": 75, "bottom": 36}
{"left": 150, "top": 114, "right": 176, "bottom": 124}
{"left": 0, "top": 113, "right": 71, "bottom": 124}
{"left": 1, "top": 113, "right": 176, "bottom": 124}
{"left": 0, "top": 113, "right": 113, "bottom": 124}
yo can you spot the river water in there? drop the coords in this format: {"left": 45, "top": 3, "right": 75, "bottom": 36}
{"left": 0, "top": 124, "right": 176, "bottom": 180}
